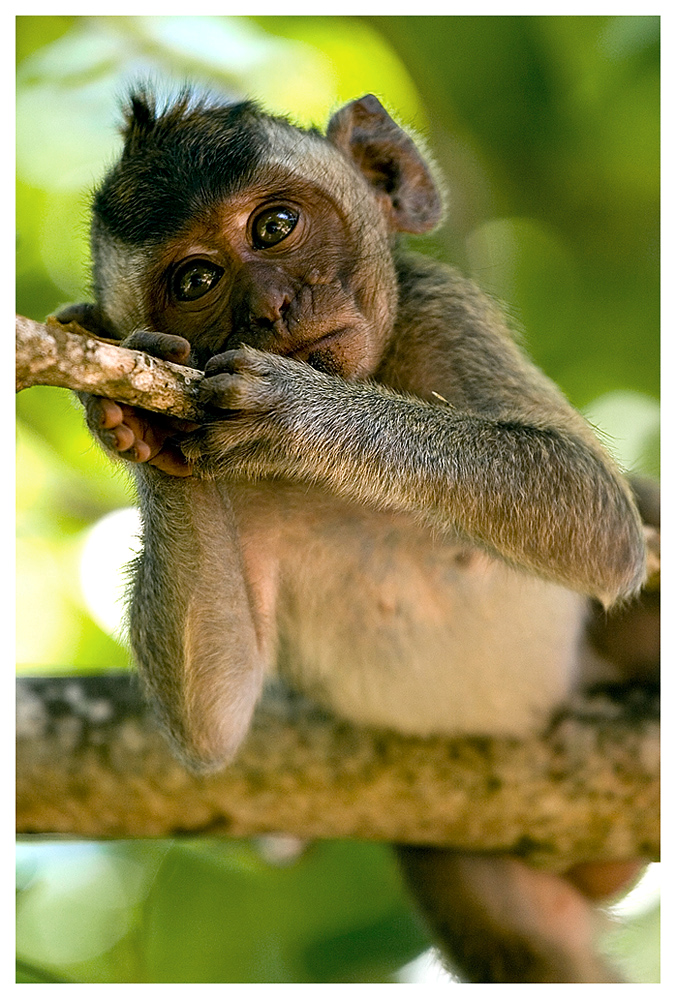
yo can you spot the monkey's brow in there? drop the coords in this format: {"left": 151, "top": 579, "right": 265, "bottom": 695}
{"left": 95, "top": 120, "right": 273, "bottom": 245}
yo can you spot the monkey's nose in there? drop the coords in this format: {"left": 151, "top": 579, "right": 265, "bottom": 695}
{"left": 248, "top": 286, "right": 292, "bottom": 325}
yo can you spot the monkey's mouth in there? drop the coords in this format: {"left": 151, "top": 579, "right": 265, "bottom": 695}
{"left": 287, "top": 328, "right": 348, "bottom": 361}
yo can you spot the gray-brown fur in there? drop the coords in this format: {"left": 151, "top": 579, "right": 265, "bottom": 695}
{"left": 62, "top": 89, "right": 656, "bottom": 983}
{"left": 396, "top": 848, "right": 624, "bottom": 982}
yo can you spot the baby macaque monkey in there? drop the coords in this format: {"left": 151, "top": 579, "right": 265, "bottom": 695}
{"left": 59, "top": 89, "right": 657, "bottom": 983}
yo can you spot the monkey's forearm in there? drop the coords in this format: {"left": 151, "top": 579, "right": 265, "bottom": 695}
{"left": 188, "top": 361, "right": 645, "bottom": 606}
{"left": 308, "top": 405, "right": 643, "bottom": 604}
{"left": 130, "top": 469, "right": 264, "bottom": 767}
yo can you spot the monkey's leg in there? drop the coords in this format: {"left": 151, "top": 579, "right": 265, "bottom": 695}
{"left": 129, "top": 468, "right": 266, "bottom": 768}
{"left": 396, "top": 847, "right": 628, "bottom": 983}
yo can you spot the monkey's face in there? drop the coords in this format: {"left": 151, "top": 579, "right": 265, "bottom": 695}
{"left": 142, "top": 163, "right": 397, "bottom": 379}
{"left": 91, "top": 92, "right": 441, "bottom": 378}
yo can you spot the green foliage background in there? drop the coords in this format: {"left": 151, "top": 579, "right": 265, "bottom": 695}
{"left": 16, "top": 15, "right": 659, "bottom": 984}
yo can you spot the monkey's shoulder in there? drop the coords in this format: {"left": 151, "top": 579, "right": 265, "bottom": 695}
{"left": 391, "top": 249, "right": 510, "bottom": 335}
{"left": 376, "top": 250, "right": 532, "bottom": 404}
{"left": 376, "top": 249, "right": 587, "bottom": 435}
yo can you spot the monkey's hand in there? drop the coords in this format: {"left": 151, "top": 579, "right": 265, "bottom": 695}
{"left": 80, "top": 330, "right": 199, "bottom": 477}
{"left": 181, "top": 347, "right": 323, "bottom": 477}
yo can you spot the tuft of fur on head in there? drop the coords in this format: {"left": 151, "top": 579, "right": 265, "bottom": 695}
{"left": 92, "top": 87, "right": 271, "bottom": 247}
{"left": 125, "top": 88, "right": 159, "bottom": 137}
{"left": 120, "top": 86, "right": 257, "bottom": 149}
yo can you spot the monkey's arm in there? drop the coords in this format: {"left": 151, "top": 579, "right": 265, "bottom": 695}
{"left": 129, "top": 468, "right": 265, "bottom": 767}
{"left": 182, "top": 346, "right": 644, "bottom": 608}
{"left": 37, "top": 315, "right": 266, "bottom": 765}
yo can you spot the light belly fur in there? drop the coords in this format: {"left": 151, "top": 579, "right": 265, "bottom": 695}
{"left": 234, "top": 485, "right": 589, "bottom": 739}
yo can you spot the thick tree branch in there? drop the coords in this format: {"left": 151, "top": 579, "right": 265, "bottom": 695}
{"left": 16, "top": 314, "right": 205, "bottom": 419}
{"left": 17, "top": 674, "right": 659, "bottom": 869}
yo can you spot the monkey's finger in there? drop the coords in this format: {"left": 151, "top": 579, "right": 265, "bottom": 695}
{"left": 204, "top": 350, "right": 244, "bottom": 376}
{"left": 199, "top": 372, "right": 252, "bottom": 410}
{"left": 110, "top": 403, "right": 199, "bottom": 437}
{"left": 120, "top": 439, "right": 152, "bottom": 463}
{"left": 90, "top": 397, "right": 124, "bottom": 429}
{"left": 564, "top": 860, "right": 646, "bottom": 901}
{"left": 103, "top": 424, "right": 136, "bottom": 452}
{"left": 203, "top": 346, "right": 274, "bottom": 376}
{"left": 122, "top": 330, "right": 192, "bottom": 363}
{"left": 113, "top": 410, "right": 177, "bottom": 458}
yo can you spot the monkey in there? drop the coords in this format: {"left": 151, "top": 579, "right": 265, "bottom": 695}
{"left": 56, "top": 89, "right": 658, "bottom": 983}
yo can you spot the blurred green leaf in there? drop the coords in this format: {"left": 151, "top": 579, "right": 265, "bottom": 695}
{"left": 16, "top": 840, "right": 426, "bottom": 983}
{"left": 15, "top": 16, "right": 76, "bottom": 64}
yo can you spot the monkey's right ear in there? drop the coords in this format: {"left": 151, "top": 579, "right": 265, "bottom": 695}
{"left": 326, "top": 94, "right": 443, "bottom": 234}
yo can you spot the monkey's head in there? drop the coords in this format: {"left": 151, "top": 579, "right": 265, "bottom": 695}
{"left": 91, "top": 90, "right": 442, "bottom": 378}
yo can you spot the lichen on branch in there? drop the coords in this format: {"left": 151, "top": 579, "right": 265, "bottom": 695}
{"left": 16, "top": 674, "right": 659, "bottom": 863}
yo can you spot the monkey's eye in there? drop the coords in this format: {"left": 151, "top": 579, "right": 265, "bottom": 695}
{"left": 172, "top": 260, "right": 224, "bottom": 302}
{"left": 251, "top": 207, "right": 299, "bottom": 249}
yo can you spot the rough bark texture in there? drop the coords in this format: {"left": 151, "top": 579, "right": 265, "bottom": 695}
{"left": 16, "top": 315, "right": 204, "bottom": 419}
{"left": 16, "top": 674, "right": 659, "bottom": 869}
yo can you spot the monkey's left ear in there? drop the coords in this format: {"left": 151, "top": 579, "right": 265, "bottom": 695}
{"left": 326, "top": 95, "right": 443, "bottom": 234}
